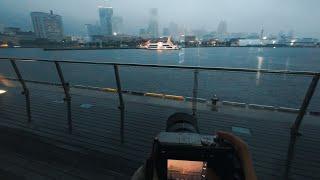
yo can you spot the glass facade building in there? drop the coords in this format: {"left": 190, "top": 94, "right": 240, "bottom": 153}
{"left": 30, "top": 11, "right": 63, "bottom": 41}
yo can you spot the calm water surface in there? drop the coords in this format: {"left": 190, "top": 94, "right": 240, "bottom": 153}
{"left": 0, "top": 47, "right": 319, "bottom": 111}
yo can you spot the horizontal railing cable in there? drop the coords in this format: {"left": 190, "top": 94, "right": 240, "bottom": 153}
{"left": 0, "top": 57, "right": 319, "bottom": 76}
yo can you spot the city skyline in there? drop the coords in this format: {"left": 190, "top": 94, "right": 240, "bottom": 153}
{"left": 0, "top": 0, "right": 320, "bottom": 38}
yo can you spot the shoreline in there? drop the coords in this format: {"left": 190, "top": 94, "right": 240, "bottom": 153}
{"left": 29, "top": 46, "right": 320, "bottom": 51}
{"left": 0, "top": 46, "right": 319, "bottom": 51}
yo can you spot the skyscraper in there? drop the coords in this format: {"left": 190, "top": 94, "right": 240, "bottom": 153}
{"left": 112, "top": 16, "right": 123, "bottom": 35}
{"left": 163, "top": 28, "right": 170, "bottom": 36}
{"left": 169, "top": 22, "right": 179, "bottom": 39}
{"left": 139, "top": 28, "right": 148, "bottom": 38}
{"left": 217, "top": 20, "right": 228, "bottom": 37}
{"left": 147, "top": 8, "right": 159, "bottom": 38}
{"left": 99, "top": 6, "right": 113, "bottom": 36}
{"left": 85, "top": 24, "right": 101, "bottom": 36}
{"left": 30, "top": 10, "right": 64, "bottom": 41}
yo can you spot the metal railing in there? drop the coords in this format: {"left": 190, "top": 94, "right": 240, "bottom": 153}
{"left": 0, "top": 57, "right": 319, "bottom": 179}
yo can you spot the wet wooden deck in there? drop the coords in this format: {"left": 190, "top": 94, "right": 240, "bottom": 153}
{"left": 0, "top": 83, "right": 319, "bottom": 180}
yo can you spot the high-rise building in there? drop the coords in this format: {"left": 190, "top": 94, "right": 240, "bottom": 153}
{"left": 85, "top": 24, "right": 101, "bottom": 36}
{"left": 139, "top": 28, "right": 148, "bottom": 38}
{"left": 139, "top": 28, "right": 145, "bottom": 36}
{"left": 162, "top": 28, "right": 170, "bottom": 36}
{"left": 217, "top": 20, "right": 227, "bottom": 37}
{"left": 147, "top": 8, "right": 159, "bottom": 38}
{"left": 30, "top": 10, "right": 64, "bottom": 41}
{"left": 112, "top": 16, "right": 123, "bottom": 35}
{"left": 99, "top": 6, "right": 113, "bottom": 36}
{"left": 169, "top": 22, "right": 179, "bottom": 39}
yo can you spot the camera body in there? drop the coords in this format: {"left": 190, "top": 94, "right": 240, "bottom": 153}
{"left": 152, "top": 132, "right": 242, "bottom": 180}
{"left": 141, "top": 113, "right": 243, "bottom": 179}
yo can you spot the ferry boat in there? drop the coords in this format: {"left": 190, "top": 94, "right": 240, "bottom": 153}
{"left": 141, "top": 36, "right": 179, "bottom": 50}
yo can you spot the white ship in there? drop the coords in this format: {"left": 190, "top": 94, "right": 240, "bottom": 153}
{"left": 141, "top": 37, "right": 179, "bottom": 50}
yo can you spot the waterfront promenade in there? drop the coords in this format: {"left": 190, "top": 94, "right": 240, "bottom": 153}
{"left": 0, "top": 81, "right": 319, "bottom": 179}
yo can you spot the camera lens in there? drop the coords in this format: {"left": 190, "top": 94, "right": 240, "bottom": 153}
{"left": 166, "top": 113, "right": 199, "bottom": 133}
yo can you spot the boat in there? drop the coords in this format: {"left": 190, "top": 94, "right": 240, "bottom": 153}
{"left": 142, "top": 36, "right": 179, "bottom": 50}
{"left": 0, "top": 43, "right": 9, "bottom": 48}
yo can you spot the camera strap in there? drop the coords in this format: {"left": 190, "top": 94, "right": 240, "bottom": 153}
{"left": 145, "top": 157, "right": 154, "bottom": 179}
{"left": 145, "top": 139, "right": 159, "bottom": 179}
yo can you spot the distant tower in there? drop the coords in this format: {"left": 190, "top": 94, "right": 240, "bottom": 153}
{"left": 85, "top": 23, "right": 101, "bottom": 40}
{"left": 163, "top": 28, "right": 170, "bottom": 36}
{"left": 147, "top": 8, "right": 159, "bottom": 38}
{"left": 260, "top": 26, "right": 264, "bottom": 39}
{"left": 99, "top": 6, "right": 113, "bottom": 35}
{"left": 169, "top": 22, "right": 179, "bottom": 39}
{"left": 30, "top": 10, "right": 64, "bottom": 41}
{"left": 217, "top": 20, "right": 227, "bottom": 36}
{"left": 139, "top": 28, "right": 147, "bottom": 38}
{"left": 112, "top": 16, "right": 123, "bottom": 35}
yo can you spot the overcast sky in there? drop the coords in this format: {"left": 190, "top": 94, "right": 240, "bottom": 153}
{"left": 0, "top": 0, "right": 319, "bottom": 38}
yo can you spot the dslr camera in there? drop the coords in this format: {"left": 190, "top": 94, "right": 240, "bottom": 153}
{"left": 145, "top": 113, "right": 244, "bottom": 180}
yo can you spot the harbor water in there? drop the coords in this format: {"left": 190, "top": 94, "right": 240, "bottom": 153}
{"left": 0, "top": 47, "right": 319, "bottom": 111}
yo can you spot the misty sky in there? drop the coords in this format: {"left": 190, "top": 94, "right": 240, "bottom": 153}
{"left": 0, "top": 0, "right": 319, "bottom": 38}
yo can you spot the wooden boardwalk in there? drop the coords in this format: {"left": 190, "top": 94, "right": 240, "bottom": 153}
{"left": 0, "top": 83, "right": 319, "bottom": 180}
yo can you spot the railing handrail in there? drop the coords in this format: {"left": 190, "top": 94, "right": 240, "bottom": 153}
{"left": 1, "top": 56, "right": 319, "bottom": 179}
{"left": 1, "top": 57, "right": 319, "bottom": 76}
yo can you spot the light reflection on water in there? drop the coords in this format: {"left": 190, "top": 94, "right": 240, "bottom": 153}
{"left": 256, "top": 56, "right": 264, "bottom": 85}
{"left": 178, "top": 48, "right": 185, "bottom": 64}
{"left": 283, "top": 57, "right": 291, "bottom": 80}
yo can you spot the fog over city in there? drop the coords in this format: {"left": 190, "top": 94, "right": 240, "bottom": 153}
{"left": 1, "top": 0, "right": 319, "bottom": 37}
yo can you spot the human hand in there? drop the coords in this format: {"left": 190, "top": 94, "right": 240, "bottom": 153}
{"left": 216, "top": 131, "right": 257, "bottom": 180}
{"left": 0, "top": 74, "right": 13, "bottom": 87}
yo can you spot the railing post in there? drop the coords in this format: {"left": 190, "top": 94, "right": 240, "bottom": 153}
{"left": 114, "top": 65, "right": 125, "bottom": 143}
{"left": 54, "top": 61, "right": 72, "bottom": 134}
{"left": 9, "top": 59, "right": 32, "bottom": 123}
{"left": 192, "top": 70, "right": 199, "bottom": 118}
{"left": 284, "top": 74, "right": 319, "bottom": 179}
